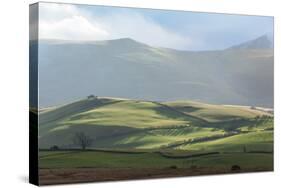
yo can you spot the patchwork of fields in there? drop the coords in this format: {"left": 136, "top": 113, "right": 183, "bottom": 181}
{"left": 37, "top": 97, "right": 273, "bottom": 184}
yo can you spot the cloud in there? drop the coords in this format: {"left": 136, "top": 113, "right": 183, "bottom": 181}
{"left": 38, "top": 3, "right": 191, "bottom": 50}
{"left": 100, "top": 12, "right": 191, "bottom": 49}
{"left": 39, "top": 3, "right": 109, "bottom": 41}
{"left": 40, "top": 15, "right": 109, "bottom": 41}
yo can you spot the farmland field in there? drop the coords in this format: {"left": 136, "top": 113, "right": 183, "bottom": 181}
{"left": 39, "top": 149, "right": 273, "bottom": 185}
{"left": 39, "top": 150, "right": 272, "bottom": 169}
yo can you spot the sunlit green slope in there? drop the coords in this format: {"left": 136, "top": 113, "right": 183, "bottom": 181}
{"left": 39, "top": 97, "right": 273, "bottom": 150}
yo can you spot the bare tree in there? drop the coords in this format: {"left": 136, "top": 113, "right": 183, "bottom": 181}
{"left": 72, "top": 132, "right": 93, "bottom": 150}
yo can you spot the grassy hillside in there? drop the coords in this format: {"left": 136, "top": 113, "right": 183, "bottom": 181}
{"left": 61, "top": 100, "right": 192, "bottom": 128}
{"left": 164, "top": 100, "right": 272, "bottom": 122}
{"left": 92, "top": 127, "right": 225, "bottom": 149}
{"left": 39, "top": 97, "right": 205, "bottom": 148}
{"left": 39, "top": 97, "right": 273, "bottom": 184}
{"left": 39, "top": 97, "right": 273, "bottom": 151}
{"left": 177, "top": 131, "right": 273, "bottom": 152}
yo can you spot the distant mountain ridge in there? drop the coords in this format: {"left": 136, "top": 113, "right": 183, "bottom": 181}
{"left": 228, "top": 35, "right": 273, "bottom": 50}
{"left": 33, "top": 35, "right": 273, "bottom": 108}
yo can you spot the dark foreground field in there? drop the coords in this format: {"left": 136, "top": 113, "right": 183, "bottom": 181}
{"left": 39, "top": 167, "right": 271, "bottom": 185}
{"left": 39, "top": 150, "right": 273, "bottom": 185}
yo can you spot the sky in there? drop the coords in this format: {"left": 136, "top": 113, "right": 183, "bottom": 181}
{"left": 38, "top": 2, "right": 273, "bottom": 51}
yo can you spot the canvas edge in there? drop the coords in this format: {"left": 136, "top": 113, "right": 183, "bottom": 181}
{"left": 29, "top": 2, "right": 39, "bottom": 186}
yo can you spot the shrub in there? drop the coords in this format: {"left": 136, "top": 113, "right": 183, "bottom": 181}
{"left": 169, "top": 165, "right": 178, "bottom": 169}
{"left": 50, "top": 145, "right": 59, "bottom": 150}
{"left": 231, "top": 165, "right": 241, "bottom": 171}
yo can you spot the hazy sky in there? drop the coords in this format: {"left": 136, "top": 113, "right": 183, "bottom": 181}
{"left": 39, "top": 2, "right": 273, "bottom": 51}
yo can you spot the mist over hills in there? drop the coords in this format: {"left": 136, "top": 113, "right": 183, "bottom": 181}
{"left": 228, "top": 35, "right": 273, "bottom": 50}
{"left": 35, "top": 35, "right": 273, "bottom": 108}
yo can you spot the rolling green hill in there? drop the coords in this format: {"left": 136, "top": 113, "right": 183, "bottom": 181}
{"left": 164, "top": 100, "right": 272, "bottom": 122}
{"left": 38, "top": 96, "right": 273, "bottom": 183}
{"left": 177, "top": 130, "right": 273, "bottom": 152}
{"left": 39, "top": 97, "right": 273, "bottom": 151}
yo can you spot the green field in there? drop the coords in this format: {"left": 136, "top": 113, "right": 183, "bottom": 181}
{"left": 165, "top": 100, "right": 271, "bottom": 122}
{"left": 39, "top": 150, "right": 272, "bottom": 170}
{"left": 38, "top": 97, "right": 273, "bottom": 182}
{"left": 177, "top": 131, "right": 273, "bottom": 152}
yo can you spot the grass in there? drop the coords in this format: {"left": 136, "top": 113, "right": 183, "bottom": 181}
{"left": 238, "top": 117, "right": 273, "bottom": 132}
{"left": 177, "top": 131, "right": 273, "bottom": 152}
{"left": 39, "top": 98, "right": 120, "bottom": 136}
{"left": 92, "top": 127, "right": 225, "bottom": 149}
{"left": 39, "top": 150, "right": 273, "bottom": 170}
{"left": 61, "top": 100, "right": 191, "bottom": 128}
{"left": 39, "top": 97, "right": 273, "bottom": 154}
{"left": 165, "top": 100, "right": 271, "bottom": 122}
{"left": 38, "top": 97, "right": 273, "bottom": 175}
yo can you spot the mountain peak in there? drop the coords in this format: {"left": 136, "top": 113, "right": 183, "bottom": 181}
{"left": 112, "top": 38, "right": 136, "bottom": 42}
{"left": 228, "top": 35, "right": 273, "bottom": 50}
{"left": 107, "top": 38, "right": 146, "bottom": 45}
{"left": 100, "top": 38, "right": 150, "bottom": 49}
